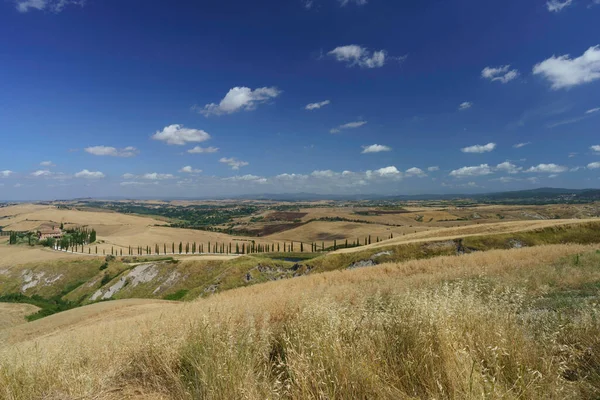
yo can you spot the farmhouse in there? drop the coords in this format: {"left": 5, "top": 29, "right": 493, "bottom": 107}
{"left": 37, "top": 226, "right": 63, "bottom": 240}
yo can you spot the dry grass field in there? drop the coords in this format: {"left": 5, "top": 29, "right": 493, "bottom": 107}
{"left": 1, "top": 243, "right": 599, "bottom": 399}
{"left": 0, "top": 303, "right": 39, "bottom": 330}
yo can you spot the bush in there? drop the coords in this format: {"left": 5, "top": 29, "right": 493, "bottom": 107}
{"left": 100, "top": 274, "right": 111, "bottom": 286}
{"left": 105, "top": 255, "right": 116, "bottom": 262}
{"left": 99, "top": 262, "right": 108, "bottom": 271}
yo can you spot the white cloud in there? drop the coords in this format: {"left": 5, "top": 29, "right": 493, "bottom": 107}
{"left": 526, "top": 163, "right": 568, "bottom": 173}
{"left": 585, "top": 107, "right": 600, "bottom": 114}
{"left": 311, "top": 170, "right": 336, "bottom": 178}
{"left": 496, "top": 161, "right": 522, "bottom": 174}
{"left": 40, "top": 161, "right": 55, "bottom": 167}
{"left": 1, "top": 170, "right": 13, "bottom": 177}
{"left": 179, "top": 166, "right": 202, "bottom": 174}
{"left": 591, "top": 145, "right": 600, "bottom": 153}
{"left": 533, "top": 45, "right": 600, "bottom": 90}
{"left": 142, "top": 173, "right": 175, "bottom": 180}
{"left": 546, "top": 0, "right": 573, "bottom": 12}
{"left": 338, "top": 0, "right": 368, "bottom": 5}
{"left": 152, "top": 125, "right": 211, "bottom": 146}
{"left": 427, "top": 166, "right": 440, "bottom": 172}
{"left": 371, "top": 166, "right": 402, "bottom": 178}
{"left": 361, "top": 144, "right": 391, "bottom": 154}
{"left": 461, "top": 142, "right": 497, "bottom": 153}
{"left": 187, "top": 146, "right": 219, "bottom": 154}
{"left": 405, "top": 167, "right": 427, "bottom": 178}
{"left": 196, "top": 87, "right": 281, "bottom": 117}
{"left": 31, "top": 170, "right": 52, "bottom": 177}
{"left": 74, "top": 170, "right": 105, "bottom": 179}
{"left": 224, "top": 175, "right": 267, "bottom": 184}
{"left": 459, "top": 102, "right": 473, "bottom": 111}
{"left": 276, "top": 173, "right": 307, "bottom": 180}
{"left": 449, "top": 164, "right": 493, "bottom": 178}
{"left": 328, "top": 45, "right": 398, "bottom": 69}
{"left": 330, "top": 120, "right": 367, "bottom": 134}
{"left": 84, "top": 146, "right": 139, "bottom": 157}
{"left": 482, "top": 65, "right": 519, "bottom": 83}
{"left": 513, "top": 142, "right": 531, "bottom": 148}
{"left": 588, "top": 162, "right": 600, "bottom": 169}
{"left": 122, "top": 173, "right": 135, "bottom": 179}
{"left": 220, "top": 157, "right": 249, "bottom": 170}
{"left": 305, "top": 100, "right": 331, "bottom": 110}
{"left": 15, "top": 0, "right": 84, "bottom": 13}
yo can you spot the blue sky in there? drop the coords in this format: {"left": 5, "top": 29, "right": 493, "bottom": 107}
{"left": 0, "top": 0, "right": 599, "bottom": 200}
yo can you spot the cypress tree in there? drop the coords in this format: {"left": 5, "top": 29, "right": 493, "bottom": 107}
{"left": 333, "top": 240, "right": 337, "bottom": 251}
{"left": 172, "top": 242, "right": 175, "bottom": 254}
{"left": 345, "top": 239, "right": 348, "bottom": 248}
{"left": 368, "top": 235, "right": 371, "bottom": 245}
{"left": 164, "top": 244, "right": 167, "bottom": 255}
{"left": 179, "top": 242, "right": 183, "bottom": 254}
{"left": 236, "top": 243, "right": 239, "bottom": 254}
{"left": 300, "top": 242, "right": 304, "bottom": 252}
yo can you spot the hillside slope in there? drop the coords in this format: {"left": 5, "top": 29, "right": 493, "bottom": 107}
{"left": 1, "top": 243, "right": 599, "bottom": 399}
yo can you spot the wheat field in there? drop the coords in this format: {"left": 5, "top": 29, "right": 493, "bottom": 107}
{"left": 1, "top": 243, "right": 599, "bottom": 399}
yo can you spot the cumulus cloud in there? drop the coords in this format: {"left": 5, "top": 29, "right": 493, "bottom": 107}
{"left": 1, "top": 170, "right": 13, "bottom": 177}
{"left": 330, "top": 121, "right": 367, "bottom": 134}
{"left": 588, "top": 162, "right": 600, "bottom": 169}
{"left": 152, "top": 125, "right": 211, "bottom": 146}
{"left": 496, "top": 161, "right": 522, "bottom": 174}
{"left": 461, "top": 142, "right": 497, "bottom": 153}
{"left": 482, "top": 65, "right": 519, "bottom": 83}
{"left": 526, "top": 163, "right": 568, "bottom": 173}
{"left": 513, "top": 142, "right": 531, "bottom": 148}
{"left": 369, "top": 166, "right": 402, "bottom": 178}
{"left": 74, "top": 169, "right": 105, "bottom": 179}
{"left": 427, "top": 166, "right": 440, "bottom": 172}
{"left": 328, "top": 45, "right": 401, "bottom": 69}
{"left": 31, "top": 170, "right": 52, "bottom": 177}
{"left": 361, "top": 144, "right": 391, "bottom": 154}
{"left": 546, "top": 0, "right": 573, "bottom": 12}
{"left": 305, "top": 100, "right": 331, "bottom": 110}
{"left": 224, "top": 175, "right": 267, "bottom": 184}
{"left": 142, "top": 173, "right": 175, "bottom": 180}
{"left": 187, "top": 146, "right": 219, "bottom": 154}
{"left": 591, "top": 145, "right": 600, "bottom": 153}
{"left": 196, "top": 87, "right": 281, "bottom": 117}
{"left": 40, "top": 161, "right": 55, "bottom": 167}
{"left": 449, "top": 164, "right": 493, "bottom": 178}
{"left": 84, "top": 146, "right": 139, "bottom": 157}
{"left": 15, "top": 0, "right": 84, "bottom": 13}
{"left": 276, "top": 173, "right": 309, "bottom": 181}
{"left": 459, "top": 102, "right": 473, "bottom": 111}
{"left": 533, "top": 45, "right": 600, "bottom": 90}
{"left": 179, "top": 166, "right": 202, "bottom": 174}
{"left": 311, "top": 170, "right": 336, "bottom": 178}
{"left": 220, "top": 157, "right": 249, "bottom": 170}
{"left": 405, "top": 167, "right": 427, "bottom": 178}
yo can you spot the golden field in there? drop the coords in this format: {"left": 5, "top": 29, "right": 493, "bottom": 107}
{"left": 1, "top": 243, "right": 599, "bottom": 399}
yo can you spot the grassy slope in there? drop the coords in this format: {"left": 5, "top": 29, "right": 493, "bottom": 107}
{"left": 1, "top": 222, "right": 599, "bottom": 311}
{"left": 1, "top": 244, "right": 599, "bottom": 399}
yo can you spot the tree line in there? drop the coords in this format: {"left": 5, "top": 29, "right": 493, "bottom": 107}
{"left": 53, "top": 233, "right": 395, "bottom": 256}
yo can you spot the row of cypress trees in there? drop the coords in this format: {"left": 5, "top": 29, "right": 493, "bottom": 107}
{"left": 55, "top": 233, "right": 396, "bottom": 256}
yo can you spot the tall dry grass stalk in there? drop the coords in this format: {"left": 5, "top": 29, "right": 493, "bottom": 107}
{"left": 1, "top": 243, "right": 599, "bottom": 399}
